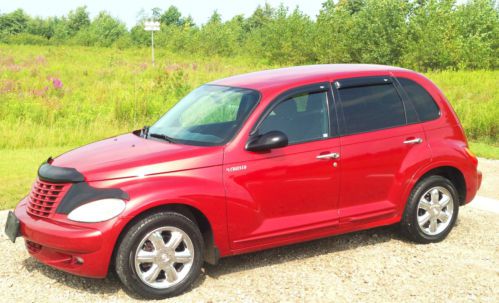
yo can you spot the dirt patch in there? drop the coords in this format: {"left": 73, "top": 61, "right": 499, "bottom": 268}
{"left": 1, "top": 207, "right": 498, "bottom": 302}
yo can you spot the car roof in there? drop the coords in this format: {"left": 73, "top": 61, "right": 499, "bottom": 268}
{"left": 210, "top": 64, "right": 410, "bottom": 93}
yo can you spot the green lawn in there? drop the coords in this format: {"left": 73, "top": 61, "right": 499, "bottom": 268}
{"left": 0, "top": 147, "right": 69, "bottom": 210}
{"left": 469, "top": 141, "right": 499, "bottom": 160}
{"left": 0, "top": 45, "right": 497, "bottom": 149}
{"left": 1, "top": 142, "right": 496, "bottom": 210}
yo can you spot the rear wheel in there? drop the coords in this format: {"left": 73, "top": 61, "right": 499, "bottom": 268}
{"left": 115, "top": 211, "right": 204, "bottom": 299}
{"left": 401, "top": 175, "right": 459, "bottom": 243}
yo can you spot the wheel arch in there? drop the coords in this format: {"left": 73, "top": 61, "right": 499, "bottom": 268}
{"left": 412, "top": 165, "right": 467, "bottom": 206}
{"left": 112, "top": 202, "right": 220, "bottom": 273}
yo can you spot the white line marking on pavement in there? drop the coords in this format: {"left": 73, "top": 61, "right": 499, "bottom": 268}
{"left": 468, "top": 196, "right": 499, "bottom": 214}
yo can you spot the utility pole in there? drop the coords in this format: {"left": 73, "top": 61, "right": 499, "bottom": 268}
{"left": 144, "top": 21, "right": 160, "bottom": 67}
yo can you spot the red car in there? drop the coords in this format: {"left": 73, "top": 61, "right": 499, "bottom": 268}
{"left": 5, "top": 65, "right": 481, "bottom": 298}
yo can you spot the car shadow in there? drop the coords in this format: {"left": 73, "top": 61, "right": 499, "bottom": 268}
{"left": 21, "top": 257, "right": 123, "bottom": 295}
{"left": 21, "top": 224, "right": 405, "bottom": 298}
{"left": 21, "top": 255, "right": 206, "bottom": 300}
{"left": 205, "top": 224, "right": 404, "bottom": 279}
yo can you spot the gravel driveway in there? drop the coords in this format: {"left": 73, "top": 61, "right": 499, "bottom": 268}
{"left": 1, "top": 159, "right": 498, "bottom": 302}
{"left": 1, "top": 206, "right": 497, "bottom": 302}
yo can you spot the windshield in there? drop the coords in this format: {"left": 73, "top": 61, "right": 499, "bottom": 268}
{"left": 148, "top": 85, "right": 260, "bottom": 146}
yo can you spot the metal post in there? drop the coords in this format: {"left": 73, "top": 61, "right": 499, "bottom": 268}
{"left": 151, "top": 31, "right": 155, "bottom": 67}
{"left": 144, "top": 21, "right": 160, "bottom": 66}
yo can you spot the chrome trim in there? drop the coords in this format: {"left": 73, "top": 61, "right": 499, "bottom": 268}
{"left": 316, "top": 152, "right": 340, "bottom": 160}
{"left": 403, "top": 138, "right": 423, "bottom": 144}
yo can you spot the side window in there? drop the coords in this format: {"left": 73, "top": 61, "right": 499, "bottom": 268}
{"left": 338, "top": 84, "right": 406, "bottom": 135}
{"left": 258, "top": 91, "right": 329, "bottom": 144}
{"left": 398, "top": 78, "right": 440, "bottom": 121}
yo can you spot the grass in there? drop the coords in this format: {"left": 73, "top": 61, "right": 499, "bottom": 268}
{"left": 0, "top": 44, "right": 497, "bottom": 210}
{"left": 0, "top": 147, "right": 69, "bottom": 210}
{"left": 426, "top": 70, "right": 498, "bottom": 143}
{"left": 468, "top": 141, "right": 499, "bottom": 160}
{"left": 0, "top": 44, "right": 497, "bottom": 149}
{"left": 0, "top": 44, "right": 272, "bottom": 148}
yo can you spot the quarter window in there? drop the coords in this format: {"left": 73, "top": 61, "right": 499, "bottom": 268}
{"left": 258, "top": 91, "right": 329, "bottom": 144}
{"left": 398, "top": 78, "right": 440, "bottom": 121}
{"left": 338, "top": 84, "right": 406, "bottom": 135}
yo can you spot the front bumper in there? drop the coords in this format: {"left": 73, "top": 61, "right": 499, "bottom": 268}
{"left": 14, "top": 197, "right": 115, "bottom": 278}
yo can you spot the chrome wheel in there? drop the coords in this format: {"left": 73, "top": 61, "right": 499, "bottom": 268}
{"left": 417, "top": 186, "right": 454, "bottom": 236}
{"left": 134, "top": 227, "right": 194, "bottom": 289}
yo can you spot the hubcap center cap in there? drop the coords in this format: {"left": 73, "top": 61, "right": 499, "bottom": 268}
{"left": 430, "top": 206, "right": 440, "bottom": 217}
{"left": 160, "top": 253, "right": 169, "bottom": 262}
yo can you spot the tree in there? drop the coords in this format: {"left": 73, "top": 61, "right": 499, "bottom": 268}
{"left": 151, "top": 7, "right": 162, "bottom": 21}
{"left": 130, "top": 25, "right": 149, "bottom": 46}
{"left": 197, "top": 11, "right": 236, "bottom": 56}
{"left": 0, "top": 9, "right": 30, "bottom": 35}
{"left": 67, "top": 6, "right": 90, "bottom": 36}
{"left": 27, "top": 17, "right": 56, "bottom": 39}
{"left": 207, "top": 10, "right": 222, "bottom": 24}
{"left": 246, "top": 5, "right": 316, "bottom": 64}
{"left": 73, "top": 12, "right": 127, "bottom": 47}
{"left": 454, "top": 0, "right": 499, "bottom": 69}
{"left": 403, "top": 0, "right": 461, "bottom": 70}
{"left": 160, "top": 6, "right": 184, "bottom": 26}
{"left": 246, "top": 3, "right": 274, "bottom": 30}
{"left": 350, "top": 0, "right": 411, "bottom": 65}
{"left": 315, "top": 0, "right": 356, "bottom": 63}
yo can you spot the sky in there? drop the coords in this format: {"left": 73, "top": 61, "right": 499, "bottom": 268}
{"left": 0, "top": 0, "right": 325, "bottom": 28}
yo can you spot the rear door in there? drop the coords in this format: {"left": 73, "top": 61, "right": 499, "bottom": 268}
{"left": 332, "top": 76, "right": 432, "bottom": 225}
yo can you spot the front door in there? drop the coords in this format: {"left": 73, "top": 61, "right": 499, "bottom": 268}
{"left": 224, "top": 84, "right": 341, "bottom": 251}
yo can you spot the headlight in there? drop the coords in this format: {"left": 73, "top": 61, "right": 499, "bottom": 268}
{"left": 67, "top": 199, "right": 126, "bottom": 223}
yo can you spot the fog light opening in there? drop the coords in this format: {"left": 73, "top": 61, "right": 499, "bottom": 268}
{"left": 72, "top": 256, "right": 84, "bottom": 265}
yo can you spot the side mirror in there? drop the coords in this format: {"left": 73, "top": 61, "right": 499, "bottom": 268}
{"left": 246, "top": 131, "right": 288, "bottom": 152}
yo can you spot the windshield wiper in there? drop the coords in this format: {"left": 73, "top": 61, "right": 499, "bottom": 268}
{"left": 141, "top": 125, "right": 150, "bottom": 138}
{"left": 149, "top": 133, "right": 177, "bottom": 143}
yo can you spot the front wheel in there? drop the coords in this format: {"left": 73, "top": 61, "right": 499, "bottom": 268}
{"left": 401, "top": 175, "right": 459, "bottom": 243}
{"left": 115, "top": 211, "right": 204, "bottom": 299}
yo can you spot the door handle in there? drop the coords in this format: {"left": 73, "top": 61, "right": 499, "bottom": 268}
{"left": 316, "top": 152, "right": 340, "bottom": 160}
{"left": 403, "top": 138, "right": 423, "bottom": 144}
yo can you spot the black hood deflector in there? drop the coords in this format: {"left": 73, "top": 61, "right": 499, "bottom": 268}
{"left": 38, "top": 162, "right": 85, "bottom": 183}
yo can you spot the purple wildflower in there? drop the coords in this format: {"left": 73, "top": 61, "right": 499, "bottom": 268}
{"left": 52, "top": 78, "right": 63, "bottom": 89}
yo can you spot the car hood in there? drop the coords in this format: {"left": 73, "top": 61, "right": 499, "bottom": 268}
{"left": 52, "top": 133, "right": 224, "bottom": 181}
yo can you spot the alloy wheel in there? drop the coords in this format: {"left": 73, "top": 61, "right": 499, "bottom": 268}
{"left": 134, "top": 226, "right": 195, "bottom": 289}
{"left": 416, "top": 186, "right": 454, "bottom": 236}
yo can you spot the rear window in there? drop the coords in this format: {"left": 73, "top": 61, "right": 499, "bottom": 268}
{"left": 398, "top": 78, "right": 440, "bottom": 122}
{"left": 338, "top": 84, "right": 406, "bottom": 135}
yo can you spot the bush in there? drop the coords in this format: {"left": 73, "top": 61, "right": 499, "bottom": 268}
{"left": 3, "top": 33, "right": 50, "bottom": 45}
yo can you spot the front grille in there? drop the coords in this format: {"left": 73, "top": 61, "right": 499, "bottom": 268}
{"left": 27, "top": 178, "right": 71, "bottom": 218}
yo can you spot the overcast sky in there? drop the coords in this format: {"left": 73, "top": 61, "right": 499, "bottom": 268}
{"left": 0, "top": 0, "right": 325, "bottom": 28}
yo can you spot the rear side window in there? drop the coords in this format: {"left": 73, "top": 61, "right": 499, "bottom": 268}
{"left": 338, "top": 84, "right": 406, "bottom": 135}
{"left": 398, "top": 78, "right": 440, "bottom": 121}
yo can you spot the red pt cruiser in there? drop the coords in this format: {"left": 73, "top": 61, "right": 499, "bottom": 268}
{"left": 5, "top": 65, "right": 481, "bottom": 298}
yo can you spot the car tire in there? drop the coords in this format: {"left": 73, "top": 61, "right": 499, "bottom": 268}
{"left": 115, "top": 211, "right": 204, "bottom": 299}
{"left": 401, "top": 175, "right": 459, "bottom": 244}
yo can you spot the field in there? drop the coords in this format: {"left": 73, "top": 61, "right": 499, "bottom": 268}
{"left": 0, "top": 44, "right": 498, "bottom": 210}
